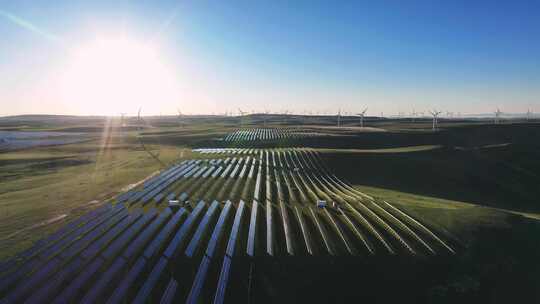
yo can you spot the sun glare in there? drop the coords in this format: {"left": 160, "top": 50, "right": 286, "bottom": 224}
{"left": 61, "top": 36, "right": 179, "bottom": 115}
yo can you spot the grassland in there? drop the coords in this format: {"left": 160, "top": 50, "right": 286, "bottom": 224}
{"left": 0, "top": 143, "right": 178, "bottom": 258}
{"left": 319, "top": 125, "right": 540, "bottom": 215}
{"left": 2, "top": 118, "right": 539, "bottom": 260}
{"left": 1, "top": 115, "right": 539, "bottom": 302}
{"left": 0, "top": 120, "right": 233, "bottom": 259}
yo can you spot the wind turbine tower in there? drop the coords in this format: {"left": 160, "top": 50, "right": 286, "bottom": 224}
{"left": 264, "top": 110, "right": 270, "bottom": 127}
{"left": 357, "top": 108, "right": 368, "bottom": 128}
{"left": 337, "top": 109, "right": 342, "bottom": 127}
{"left": 177, "top": 109, "right": 183, "bottom": 128}
{"left": 238, "top": 108, "right": 247, "bottom": 127}
{"left": 429, "top": 110, "right": 442, "bottom": 131}
{"left": 411, "top": 109, "right": 417, "bottom": 123}
{"left": 494, "top": 108, "right": 502, "bottom": 124}
{"left": 119, "top": 113, "right": 127, "bottom": 127}
{"left": 526, "top": 109, "right": 533, "bottom": 122}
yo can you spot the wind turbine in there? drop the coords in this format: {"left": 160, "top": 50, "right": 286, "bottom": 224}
{"left": 238, "top": 108, "right": 247, "bottom": 116}
{"left": 526, "top": 109, "right": 533, "bottom": 122}
{"left": 137, "top": 108, "right": 165, "bottom": 167}
{"left": 494, "top": 108, "right": 502, "bottom": 124}
{"left": 263, "top": 109, "right": 270, "bottom": 127}
{"left": 119, "top": 113, "right": 127, "bottom": 127}
{"left": 357, "top": 108, "right": 368, "bottom": 128}
{"left": 411, "top": 109, "right": 417, "bottom": 123}
{"left": 137, "top": 108, "right": 143, "bottom": 128}
{"left": 302, "top": 110, "right": 308, "bottom": 125}
{"left": 337, "top": 109, "right": 342, "bottom": 127}
{"left": 429, "top": 110, "right": 442, "bottom": 131}
{"left": 238, "top": 108, "right": 248, "bottom": 127}
{"left": 177, "top": 109, "right": 183, "bottom": 128}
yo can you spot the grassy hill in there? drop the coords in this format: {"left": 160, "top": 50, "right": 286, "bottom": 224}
{"left": 322, "top": 144, "right": 540, "bottom": 214}
{"left": 0, "top": 117, "right": 539, "bottom": 302}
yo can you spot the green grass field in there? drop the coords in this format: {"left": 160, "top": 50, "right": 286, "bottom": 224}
{"left": 320, "top": 128, "right": 540, "bottom": 215}
{"left": 0, "top": 121, "right": 538, "bottom": 241}
{"left": 0, "top": 121, "right": 230, "bottom": 259}
{"left": 2, "top": 118, "right": 539, "bottom": 260}
{"left": 1, "top": 115, "right": 539, "bottom": 302}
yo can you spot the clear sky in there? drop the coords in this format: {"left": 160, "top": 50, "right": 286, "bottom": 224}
{"left": 1, "top": 1, "right": 539, "bottom": 116}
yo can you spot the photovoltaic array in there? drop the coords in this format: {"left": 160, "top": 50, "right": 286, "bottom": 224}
{"left": 0, "top": 129, "right": 454, "bottom": 303}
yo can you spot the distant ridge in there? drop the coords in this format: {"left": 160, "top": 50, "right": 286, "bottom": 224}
{"left": 0, "top": 114, "right": 106, "bottom": 120}
{"left": 0, "top": 112, "right": 537, "bottom": 120}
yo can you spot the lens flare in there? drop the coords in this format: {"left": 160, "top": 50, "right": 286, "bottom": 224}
{"left": 60, "top": 36, "right": 180, "bottom": 115}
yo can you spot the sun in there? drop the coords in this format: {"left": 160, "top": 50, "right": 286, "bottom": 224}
{"left": 60, "top": 36, "right": 180, "bottom": 115}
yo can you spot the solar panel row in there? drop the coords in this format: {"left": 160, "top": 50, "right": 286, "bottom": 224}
{"left": 1, "top": 148, "right": 454, "bottom": 303}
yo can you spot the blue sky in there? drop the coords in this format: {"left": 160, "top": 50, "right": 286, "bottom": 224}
{"left": 1, "top": 1, "right": 539, "bottom": 116}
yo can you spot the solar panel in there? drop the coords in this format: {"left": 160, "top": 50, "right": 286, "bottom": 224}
{"left": 159, "top": 278, "right": 179, "bottom": 304}
{"left": 106, "top": 257, "right": 147, "bottom": 304}
{"left": 55, "top": 257, "right": 104, "bottom": 302}
{"left": 80, "top": 258, "right": 127, "bottom": 304}
{"left": 123, "top": 210, "right": 172, "bottom": 261}
{"left": 131, "top": 257, "right": 168, "bottom": 304}
{"left": 27, "top": 253, "right": 82, "bottom": 302}
{"left": 163, "top": 201, "right": 206, "bottom": 260}
{"left": 205, "top": 201, "right": 233, "bottom": 257}
{"left": 184, "top": 201, "right": 220, "bottom": 258}
{"left": 247, "top": 200, "right": 259, "bottom": 257}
